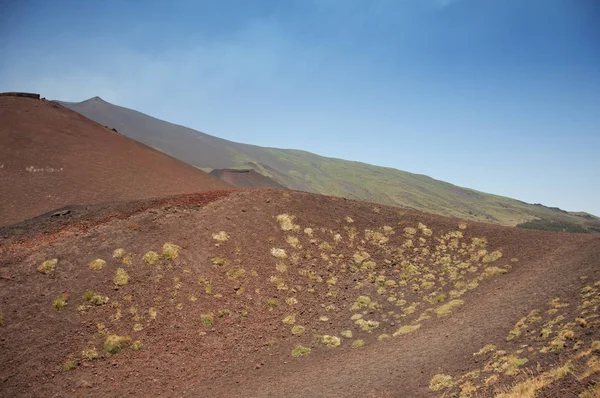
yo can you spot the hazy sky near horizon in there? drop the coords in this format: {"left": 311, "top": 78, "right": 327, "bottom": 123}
{"left": 1, "top": 0, "right": 599, "bottom": 215}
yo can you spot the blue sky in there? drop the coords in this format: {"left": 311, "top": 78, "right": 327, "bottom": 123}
{"left": 1, "top": 0, "right": 599, "bottom": 215}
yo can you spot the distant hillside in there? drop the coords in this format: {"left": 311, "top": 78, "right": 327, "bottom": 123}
{"left": 59, "top": 97, "right": 600, "bottom": 232}
{"left": 0, "top": 94, "right": 230, "bottom": 226}
{"left": 209, "top": 169, "right": 288, "bottom": 189}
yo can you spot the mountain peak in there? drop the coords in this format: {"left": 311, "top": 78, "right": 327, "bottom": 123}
{"left": 85, "top": 96, "right": 106, "bottom": 103}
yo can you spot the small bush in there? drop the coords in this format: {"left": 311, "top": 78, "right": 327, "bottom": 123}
{"left": 53, "top": 294, "right": 68, "bottom": 310}
{"left": 352, "top": 295, "right": 372, "bottom": 309}
{"left": 286, "top": 236, "right": 300, "bottom": 248}
{"left": 162, "top": 243, "right": 180, "bottom": 260}
{"left": 104, "top": 335, "right": 131, "bottom": 354}
{"left": 482, "top": 250, "right": 503, "bottom": 263}
{"left": 316, "top": 335, "right": 341, "bottom": 347}
{"left": 226, "top": 267, "right": 246, "bottom": 280}
{"left": 341, "top": 330, "right": 353, "bottom": 338}
{"left": 113, "top": 268, "right": 129, "bottom": 286}
{"left": 265, "top": 298, "right": 279, "bottom": 307}
{"left": 481, "top": 266, "right": 507, "bottom": 278}
{"left": 63, "top": 359, "right": 77, "bottom": 371}
{"left": 143, "top": 251, "right": 160, "bottom": 265}
{"left": 282, "top": 314, "right": 296, "bottom": 325}
{"left": 291, "top": 325, "right": 305, "bottom": 335}
{"left": 81, "top": 347, "right": 100, "bottom": 361}
{"left": 83, "top": 290, "right": 109, "bottom": 306}
{"left": 291, "top": 345, "right": 311, "bottom": 358}
{"left": 131, "top": 340, "right": 143, "bottom": 350}
{"left": 88, "top": 259, "right": 106, "bottom": 271}
{"left": 286, "top": 297, "right": 298, "bottom": 305}
{"left": 211, "top": 257, "right": 229, "bottom": 268}
{"left": 276, "top": 262, "right": 287, "bottom": 273}
{"left": 201, "top": 313, "right": 214, "bottom": 327}
{"left": 351, "top": 339, "right": 365, "bottom": 348}
{"left": 271, "top": 248, "right": 287, "bottom": 259}
{"left": 276, "top": 214, "right": 299, "bottom": 231}
{"left": 38, "top": 258, "right": 58, "bottom": 275}
{"left": 112, "top": 248, "right": 126, "bottom": 259}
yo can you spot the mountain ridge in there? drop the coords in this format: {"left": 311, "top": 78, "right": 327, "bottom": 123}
{"left": 58, "top": 96, "right": 600, "bottom": 232}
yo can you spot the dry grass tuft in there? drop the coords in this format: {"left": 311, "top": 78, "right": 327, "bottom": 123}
{"left": 88, "top": 259, "right": 106, "bottom": 271}
{"left": 291, "top": 345, "right": 311, "bottom": 358}
{"left": 81, "top": 347, "right": 100, "bottom": 361}
{"left": 286, "top": 297, "right": 298, "bottom": 305}
{"left": 341, "top": 330, "right": 353, "bottom": 338}
{"left": 291, "top": 325, "right": 305, "bottom": 335}
{"left": 226, "top": 267, "right": 246, "bottom": 280}
{"left": 286, "top": 236, "right": 300, "bottom": 248}
{"left": 162, "top": 243, "right": 180, "bottom": 260}
{"left": 393, "top": 324, "right": 421, "bottom": 336}
{"left": 83, "top": 290, "right": 109, "bottom": 305}
{"left": 483, "top": 250, "right": 503, "bottom": 263}
{"left": 201, "top": 313, "right": 215, "bottom": 327}
{"left": 271, "top": 248, "right": 287, "bottom": 259}
{"left": 496, "top": 361, "right": 572, "bottom": 397}
{"left": 113, "top": 268, "right": 129, "bottom": 286}
{"left": 352, "top": 295, "right": 372, "bottom": 310}
{"left": 429, "top": 374, "right": 454, "bottom": 391}
{"left": 63, "top": 359, "right": 77, "bottom": 371}
{"left": 212, "top": 231, "right": 230, "bottom": 242}
{"left": 53, "top": 294, "right": 68, "bottom": 310}
{"left": 211, "top": 257, "right": 229, "bottom": 268}
{"left": 131, "top": 340, "right": 143, "bottom": 350}
{"left": 265, "top": 298, "right": 279, "bottom": 307}
{"left": 434, "top": 299, "right": 464, "bottom": 317}
{"left": 580, "top": 383, "right": 600, "bottom": 398}
{"left": 112, "top": 248, "right": 126, "bottom": 259}
{"left": 276, "top": 214, "right": 300, "bottom": 231}
{"left": 38, "top": 258, "right": 58, "bottom": 275}
{"left": 481, "top": 266, "right": 508, "bottom": 278}
{"left": 351, "top": 339, "right": 365, "bottom": 348}
{"left": 104, "top": 335, "right": 131, "bottom": 355}
{"left": 143, "top": 251, "right": 160, "bottom": 265}
{"left": 316, "top": 335, "right": 342, "bottom": 347}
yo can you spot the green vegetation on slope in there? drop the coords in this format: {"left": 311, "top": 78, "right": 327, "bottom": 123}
{"left": 59, "top": 97, "right": 600, "bottom": 232}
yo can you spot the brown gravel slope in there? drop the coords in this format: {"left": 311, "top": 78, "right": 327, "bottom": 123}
{"left": 0, "top": 189, "right": 598, "bottom": 398}
{"left": 0, "top": 95, "right": 231, "bottom": 226}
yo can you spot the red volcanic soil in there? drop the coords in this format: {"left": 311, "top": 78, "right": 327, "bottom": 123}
{"left": 0, "top": 95, "right": 231, "bottom": 226}
{"left": 1, "top": 188, "right": 599, "bottom": 397}
{"left": 210, "top": 168, "right": 288, "bottom": 189}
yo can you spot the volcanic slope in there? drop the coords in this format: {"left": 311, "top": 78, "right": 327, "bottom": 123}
{"left": 0, "top": 95, "right": 230, "bottom": 226}
{"left": 59, "top": 96, "right": 600, "bottom": 231}
{"left": 1, "top": 189, "right": 599, "bottom": 397}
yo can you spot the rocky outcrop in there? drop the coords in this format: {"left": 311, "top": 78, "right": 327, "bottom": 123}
{"left": 0, "top": 92, "right": 41, "bottom": 100}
